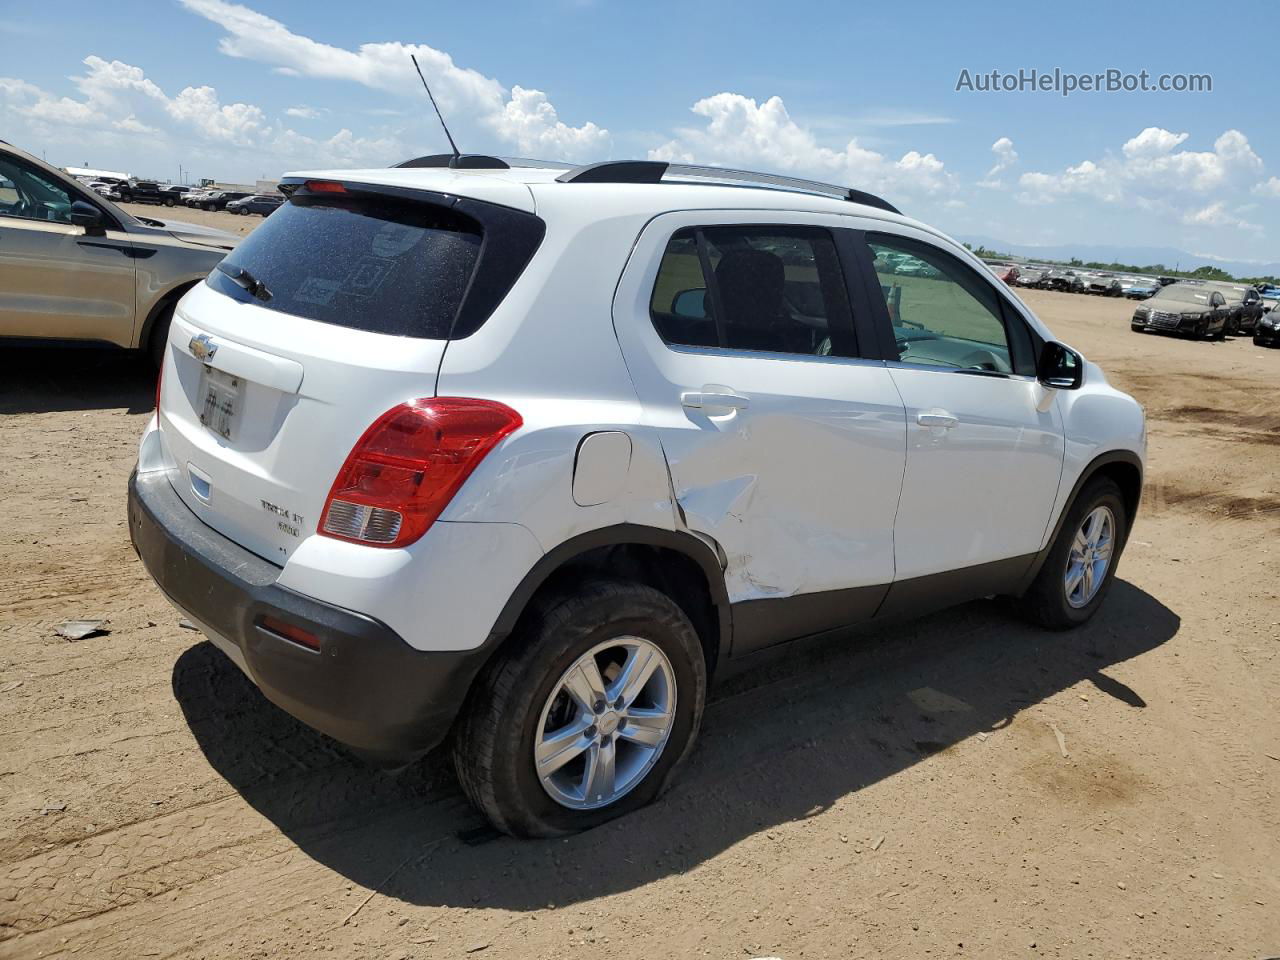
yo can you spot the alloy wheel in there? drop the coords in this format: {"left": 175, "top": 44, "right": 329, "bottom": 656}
{"left": 1064, "top": 505, "right": 1115, "bottom": 608}
{"left": 534, "top": 637, "right": 676, "bottom": 810}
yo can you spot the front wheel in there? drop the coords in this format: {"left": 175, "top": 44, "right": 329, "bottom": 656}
{"left": 1016, "top": 476, "right": 1128, "bottom": 630}
{"left": 453, "top": 579, "right": 706, "bottom": 837}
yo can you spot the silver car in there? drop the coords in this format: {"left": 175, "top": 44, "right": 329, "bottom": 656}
{"left": 0, "top": 140, "right": 238, "bottom": 366}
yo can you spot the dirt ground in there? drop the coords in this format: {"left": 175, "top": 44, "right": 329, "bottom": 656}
{"left": 1, "top": 282, "right": 1277, "bottom": 959}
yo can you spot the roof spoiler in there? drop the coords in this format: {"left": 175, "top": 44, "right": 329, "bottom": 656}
{"left": 394, "top": 153, "right": 510, "bottom": 170}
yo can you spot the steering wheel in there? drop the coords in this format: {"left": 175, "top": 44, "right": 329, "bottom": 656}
{"left": 958, "top": 349, "right": 1005, "bottom": 372}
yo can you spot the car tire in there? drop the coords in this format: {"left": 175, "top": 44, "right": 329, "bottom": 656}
{"left": 147, "top": 302, "right": 175, "bottom": 370}
{"left": 238, "top": 208, "right": 250, "bottom": 216}
{"left": 453, "top": 578, "right": 707, "bottom": 838}
{"left": 1130, "top": 324, "right": 1144, "bottom": 333}
{"left": 1015, "top": 476, "right": 1128, "bottom": 631}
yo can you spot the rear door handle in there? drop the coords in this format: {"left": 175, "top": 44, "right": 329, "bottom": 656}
{"left": 681, "top": 386, "right": 750, "bottom": 411}
{"left": 916, "top": 410, "right": 958, "bottom": 428}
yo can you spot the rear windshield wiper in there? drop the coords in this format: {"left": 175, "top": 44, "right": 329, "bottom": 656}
{"left": 216, "top": 262, "right": 272, "bottom": 302}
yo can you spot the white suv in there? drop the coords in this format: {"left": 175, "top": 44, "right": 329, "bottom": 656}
{"left": 130, "top": 156, "right": 1146, "bottom": 837}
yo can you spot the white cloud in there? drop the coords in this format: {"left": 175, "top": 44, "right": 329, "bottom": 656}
{"left": 114, "top": 114, "right": 159, "bottom": 135}
{"left": 1017, "top": 159, "right": 1120, "bottom": 204}
{"left": 1121, "top": 127, "right": 1188, "bottom": 158}
{"left": 269, "top": 126, "right": 401, "bottom": 168}
{"left": 986, "top": 136, "right": 1018, "bottom": 177}
{"left": 165, "top": 85, "right": 268, "bottom": 145}
{"left": 178, "top": 0, "right": 607, "bottom": 160}
{"left": 648, "top": 93, "right": 954, "bottom": 196}
{"left": 1254, "top": 176, "right": 1280, "bottom": 198}
{"left": 1181, "top": 201, "right": 1262, "bottom": 234}
{"left": 284, "top": 104, "right": 324, "bottom": 119}
{"left": 1018, "top": 127, "right": 1263, "bottom": 204}
{"left": 485, "top": 85, "right": 608, "bottom": 158}
{"left": 1, "top": 54, "right": 402, "bottom": 174}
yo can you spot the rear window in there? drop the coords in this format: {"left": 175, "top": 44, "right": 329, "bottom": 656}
{"left": 207, "top": 196, "right": 481, "bottom": 339}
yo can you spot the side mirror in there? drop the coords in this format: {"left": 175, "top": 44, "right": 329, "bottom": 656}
{"left": 671, "top": 288, "right": 707, "bottom": 319}
{"left": 70, "top": 200, "right": 105, "bottom": 236}
{"left": 1038, "top": 340, "right": 1083, "bottom": 390}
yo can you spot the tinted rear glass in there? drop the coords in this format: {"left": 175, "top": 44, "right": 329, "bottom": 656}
{"left": 206, "top": 196, "right": 481, "bottom": 338}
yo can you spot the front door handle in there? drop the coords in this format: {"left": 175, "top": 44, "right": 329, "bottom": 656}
{"left": 682, "top": 385, "right": 750, "bottom": 411}
{"left": 916, "top": 410, "right": 958, "bottom": 429}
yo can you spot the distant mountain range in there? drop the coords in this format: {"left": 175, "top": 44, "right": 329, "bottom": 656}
{"left": 954, "top": 236, "right": 1280, "bottom": 279}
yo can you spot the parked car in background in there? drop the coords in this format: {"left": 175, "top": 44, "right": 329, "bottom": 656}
{"left": 129, "top": 156, "right": 1145, "bottom": 838}
{"left": 184, "top": 189, "right": 216, "bottom": 207}
{"left": 110, "top": 179, "right": 168, "bottom": 205}
{"left": 1013, "top": 268, "right": 1046, "bottom": 288}
{"left": 984, "top": 262, "right": 1020, "bottom": 284}
{"left": 1131, "top": 283, "right": 1229, "bottom": 338}
{"left": 1045, "top": 269, "right": 1084, "bottom": 293}
{"left": 1082, "top": 274, "right": 1123, "bottom": 297}
{"left": 1254, "top": 308, "right": 1280, "bottom": 346}
{"left": 1119, "top": 277, "right": 1159, "bottom": 299}
{"left": 160, "top": 185, "right": 193, "bottom": 207}
{"left": 1192, "top": 281, "right": 1264, "bottom": 335}
{"left": 225, "top": 194, "right": 283, "bottom": 216}
{"left": 0, "top": 140, "right": 237, "bottom": 366}
{"left": 199, "top": 190, "right": 252, "bottom": 211}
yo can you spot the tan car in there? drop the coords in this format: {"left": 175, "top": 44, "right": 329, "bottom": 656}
{"left": 0, "top": 141, "right": 238, "bottom": 366}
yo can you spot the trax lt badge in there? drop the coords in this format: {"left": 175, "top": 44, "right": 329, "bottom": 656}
{"left": 189, "top": 333, "right": 218, "bottom": 363}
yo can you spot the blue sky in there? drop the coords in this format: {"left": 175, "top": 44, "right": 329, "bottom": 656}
{"left": 3, "top": 0, "right": 1278, "bottom": 263}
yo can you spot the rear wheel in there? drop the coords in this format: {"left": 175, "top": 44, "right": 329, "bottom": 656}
{"left": 1016, "top": 476, "right": 1128, "bottom": 630}
{"left": 453, "top": 579, "right": 706, "bottom": 837}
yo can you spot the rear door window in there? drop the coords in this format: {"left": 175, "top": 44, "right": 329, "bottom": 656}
{"left": 207, "top": 195, "right": 481, "bottom": 338}
{"left": 649, "top": 225, "right": 857, "bottom": 357}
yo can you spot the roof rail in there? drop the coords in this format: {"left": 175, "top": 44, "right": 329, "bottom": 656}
{"left": 555, "top": 160, "right": 901, "bottom": 214}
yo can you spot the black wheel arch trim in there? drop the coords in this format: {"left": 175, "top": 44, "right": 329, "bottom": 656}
{"left": 487, "top": 524, "right": 732, "bottom": 671}
{"left": 1017, "top": 449, "right": 1143, "bottom": 593}
{"left": 138, "top": 279, "right": 200, "bottom": 350}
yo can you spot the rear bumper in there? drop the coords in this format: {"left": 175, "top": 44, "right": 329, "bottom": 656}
{"left": 128, "top": 468, "right": 492, "bottom": 762}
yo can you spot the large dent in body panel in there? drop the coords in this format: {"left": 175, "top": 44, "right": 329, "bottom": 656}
{"left": 667, "top": 410, "right": 898, "bottom": 604}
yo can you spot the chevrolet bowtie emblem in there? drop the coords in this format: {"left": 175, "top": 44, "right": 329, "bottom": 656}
{"left": 189, "top": 333, "right": 218, "bottom": 362}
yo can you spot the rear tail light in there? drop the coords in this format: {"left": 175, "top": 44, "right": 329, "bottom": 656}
{"left": 304, "top": 180, "right": 347, "bottom": 194}
{"left": 319, "top": 398, "right": 522, "bottom": 549}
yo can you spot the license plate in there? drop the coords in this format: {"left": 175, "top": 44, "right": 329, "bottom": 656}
{"left": 198, "top": 366, "right": 242, "bottom": 440}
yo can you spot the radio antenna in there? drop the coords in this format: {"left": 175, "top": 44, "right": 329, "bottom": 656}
{"left": 410, "top": 54, "right": 461, "bottom": 162}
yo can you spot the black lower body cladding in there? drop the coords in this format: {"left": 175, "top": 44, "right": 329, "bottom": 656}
{"left": 127, "top": 469, "right": 493, "bottom": 763}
